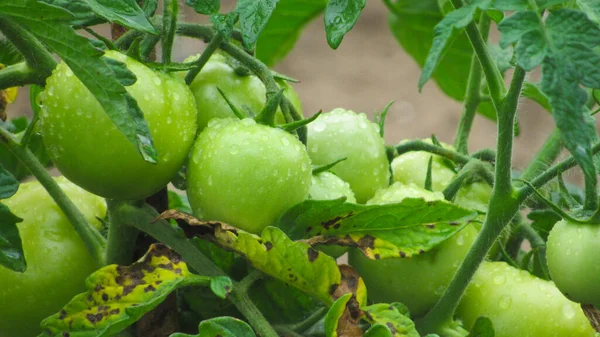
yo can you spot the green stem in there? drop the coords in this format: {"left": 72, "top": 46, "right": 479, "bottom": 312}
{"left": 230, "top": 290, "right": 279, "bottom": 337}
{"left": 454, "top": 17, "right": 490, "bottom": 154}
{"left": 519, "top": 222, "right": 549, "bottom": 278}
{"left": 185, "top": 33, "right": 224, "bottom": 85}
{"left": 470, "top": 148, "right": 495, "bottom": 163}
{"left": 0, "top": 127, "right": 106, "bottom": 264}
{"left": 105, "top": 199, "right": 141, "bottom": 265}
{"left": 161, "top": 0, "right": 177, "bottom": 64}
{"left": 518, "top": 129, "right": 562, "bottom": 183}
{"left": 236, "top": 269, "right": 264, "bottom": 293}
{"left": 0, "top": 62, "right": 42, "bottom": 89}
{"left": 273, "top": 325, "right": 304, "bottom": 337}
{"left": 395, "top": 140, "right": 471, "bottom": 165}
{"left": 0, "top": 17, "right": 56, "bottom": 78}
{"left": 422, "top": 67, "right": 526, "bottom": 335}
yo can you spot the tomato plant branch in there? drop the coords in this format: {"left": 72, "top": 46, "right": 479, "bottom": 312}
{"left": 453, "top": 16, "right": 490, "bottom": 154}
{"left": 421, "top": 67, "right": 526, "bottom": 336}
{"left": 0, "top": 17, "right": 56, "bottom": 81}
{"left": 0, "top": 62, "right": 43, "bottom": 89}
{"left": 0, "top": 127, "right": 107, "bottom": 264}
{"left": 395, "top": 140, "right": 470, "bottom": 165}
{"left": 162, "top": 0, "right": 177, "bottom": 64}
{"left": 105, "top": 199, "right": 141, "bottom": 266}
{"left": 185, "top": 33, "right": 224, "bottom": 85}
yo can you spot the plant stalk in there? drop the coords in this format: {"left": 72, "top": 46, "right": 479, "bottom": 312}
{"left": 395, "top": 140, "right": 471, "bottom": 165}
{"left": 453, "top": 17, "right": 490, "bottom": 154}
{"left": 105, "top": 199, "right": 141, "bottom": 265}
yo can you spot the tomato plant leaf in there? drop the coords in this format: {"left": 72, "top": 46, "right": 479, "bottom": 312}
{"left": 38, "top": 0, "right": 103, "bottom": 27}
{"left": 170, "top": 317, "right": 256, "bottom": 337}
{"left": 577, "top": 0, "right": 600, "bottom": 23}
{"left": 255, "top": 0, "right": 326, "bottom": 66}
{"left": 0, "top": 164, "right": 18, "bottom": 198}
{"left": 40, "top": 244, "right": 226, "bottom": 337}
{"left": 522, "top": 82, "right": 551, "bottom": 112}
{"left": 364, "top": 324, "right": 393, "bottom": 337}
{"left": 528, "top": 209, "right": 561, "bottom": 241}
{"left": 0, "top": 203, "right": 25, "bottom": 272}
{"left": 235, "top": 0, "right": 279, "bottom": 49}
{"left": 0, "top": 39, "right": 23, "bottom": 65}
{"left": 210, "top": 276, "right": 233, "bottom": 299}
{"left": 466, "top": 316, "right": 494, "bottom": 337}
{"left": 387, "top": 0, "right": 499, "bottom": 125}
{"left": 0, "top": 1, "right": 159, "bottom": 163}
{"left": 157, "top": 210, "right": 367, "bottom": 305}
{"left": 324, "top": 293, "right": 363, "bottom": 337}
{"left": 277, "top": 198, "right": 476, "bottom": 260}
{"left": 211, "top": 12, "right": 238, "bottom": 39}
{"left": 418, "top": 0, "right": 492, "bottom": 91}
{"left": 499, "top": 9, "right": 600, "bottom": 189}
{"left": 82, "top": 0, "right": 156, "bottom": 33}
{"left": 324, "top": 0, "right": 366, "bottom": 49}
{"left": 361, "top": 303, "right": 419, "bottom": 337}
{"left": 185, "top": 0, "right": 220, "bottom": 15}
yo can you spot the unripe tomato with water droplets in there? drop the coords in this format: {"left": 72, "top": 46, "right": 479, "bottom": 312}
{"left": 307, "top": 108, "right": 390, "bottom": 203}
{"left": 186, "top": 118, "right": 312, "bottom": 234}
{"left": 39, "top": 50, "right": 198, "bottom": 200}
{"left": 0, "top": 177, "right": 106, "bottom": 337}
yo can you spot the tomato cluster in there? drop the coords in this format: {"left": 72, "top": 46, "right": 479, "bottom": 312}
{"left": 2, "top": 49, "right": 596, "bottom": 337}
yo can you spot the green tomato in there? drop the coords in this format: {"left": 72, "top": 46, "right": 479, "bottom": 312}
{"left": 457, "top": 261, "right": 595, "bottom": 337}
{"left": 391, "top": 139, "right": 455, "bottom": 192}
{"left": 39, "top": 50, "right": 197, "bottom": 200}
{"left": 187, "top": 118, "right": 312, "bottom": 234}
{"left": 307, "top": 108, "right": 390, "bottom": 203}
{"left": 0, "top": 177, "right": 106, "bottom": 337}
{"left": 348, "top": 182, "right": 478, "bottom": 317}
{"left": 185, "top": 53, "right": 302, "bottom": 131}
{"left": 309, "top": 171, "right": 356, "bottom": 203}
{"left": 547, "top": 219, "right": 600, "bottom": 306}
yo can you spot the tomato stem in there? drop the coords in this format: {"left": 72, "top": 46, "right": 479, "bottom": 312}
{"left": 0, "top": 62, "right": 41, "bottom": 89}
{"left": 395, "top": 140, "right": 471, "bottom": 165}
{"left": 453, "top": 17, "right": 489, "bottom": 155}
{"left": 105, "top": 199, "right": 142, "bottom": 266}
{"left": 0, "top": 127, "right": 107, "bottom": 265}
{"left": 185, "top": 33, "right": 224, "bottom": 85}
{"left": 161, "top": 0, "right": 178, "bottom": 64}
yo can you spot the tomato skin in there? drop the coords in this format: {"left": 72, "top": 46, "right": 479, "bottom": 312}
{"left": 39, "top": 50, "right": 197, "bottom": 200}
{"left": 0, "top": 177, "right": 106, "bottom": 337}
{"left": 391, "top": 139, "right": 455, "bottom": 192}
{"left": 187, "top": 118, "right": 312, "bottom": 234}
{"left": 185, "top": 53, "right": 302, "bottom": 131}
{"left": 306, "top": 108, "right": 390, "bottom": 203}
{"left": 547, "top": 219, "right": 600, "bottom": 306}
{"left": 309, "top": 171, "right": 356, "bottom": 203}
{"left": 457, "top": 261, "right": 595, "bottom": 337}
{"left": 348, "top": 182, "right": 478, "bottom": 317}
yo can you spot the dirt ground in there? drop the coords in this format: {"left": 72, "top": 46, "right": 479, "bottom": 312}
{"left": 8, "top": 1, "right": 564, "bottom": 172}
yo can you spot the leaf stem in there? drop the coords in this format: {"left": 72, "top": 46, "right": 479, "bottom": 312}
{"left": 105, "top": 199, "right": 141, "bottom": 265}
{"left": 0, "top": 127, "right": 106, "bottom": 265}
{"left": 453, "top": 17, "right": 490, "bottom": 154}
{"left": 231, "top": 290, "right": 279, "bottom": 337}
{"left": 185, "top": 33, "right": 225, "bottom": 85}
{"left": 0, "top": 17, "right": 56, "bottom": 79}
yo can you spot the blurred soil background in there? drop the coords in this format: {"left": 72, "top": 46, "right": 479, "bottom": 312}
{"left": 8, "top": 1, "right": 568, "bottom": 175}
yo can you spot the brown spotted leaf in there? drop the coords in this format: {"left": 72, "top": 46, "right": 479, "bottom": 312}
{"left": 276, "top": 198, "right": 477, "bottom": 260}
{"left": 39, "top": 244, "right": 226, "bottom": 337}
{"left": 324, "top": 293, "right": 363, "bottom": 337}
{"left": 158, "top": 210, "right": 366, "bottom": 305}
{"left": 362, "top": 304, "right": 419, "bottom": 337}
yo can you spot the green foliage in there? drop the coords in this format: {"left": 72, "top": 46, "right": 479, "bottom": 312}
{"left": 499, "top": 8, "right": 600, "bottom": 195}
{"left": 466, "top": 317, "right": 495, "bottom": 337}
{"left": 235, "top": 0, "right": 278, "bottom": 49}
{"left": 324, "top": 0, "right": 366, "bottom": 49}
{"left": 186, "top": 0, "right": 220, "bottom": 15}
{"left": 170, "top": 317, "right": 256, "bottom": 337}
{"left": 0, "top": 203, "right": 24, "bottom": 272}
{"left": 277, "top": 197, "right": 477, "bottom": 259}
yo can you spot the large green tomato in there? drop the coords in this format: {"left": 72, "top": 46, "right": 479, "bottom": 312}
{"left": 391, "top": 139, "right": 455, "bottom": 192}
{"left": 39, "top": 50, "right": 197, "bottom": 200}
{"left": 185, "top": 53, "right": 302, "bottom": 131}
{"left": 306, "top": 108, "right": 390, "bottom": 203}
{"left": 348, "top": 182, "right": 478, "bottom": 317}
{"left": 547, "top": 219, "right": 600, "bottom": 306}
{"left": 0, "top": 177, "right": 106, "bottom": 337}
{"left": 457, "top": 261, "right": 595, "bottom": 337}
{"left": 187, "top": 118, "right": 312, "bottom": 234}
